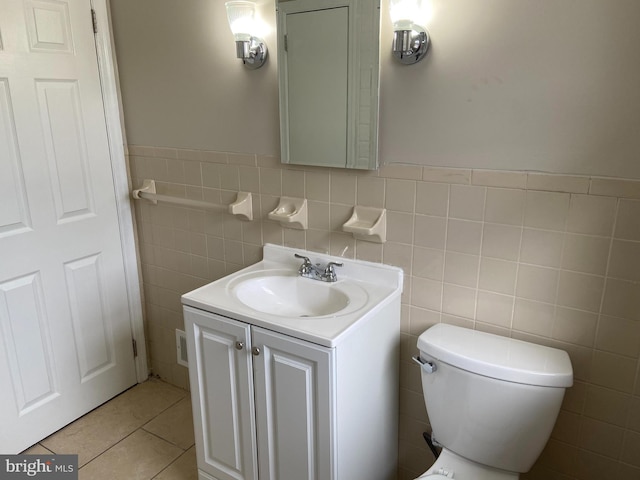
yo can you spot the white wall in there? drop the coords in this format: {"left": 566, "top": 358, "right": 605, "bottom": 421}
{"left": 379, "top": 0, "right": 640, "bottom": 178}
{"left": 110, "top": 0, "right": 640, "bottom": 179}
{"left": 109, "top": 0, "right": 280, "bottom": 154}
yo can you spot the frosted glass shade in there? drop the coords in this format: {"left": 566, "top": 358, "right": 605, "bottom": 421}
{"left": 389, "top": 0, "right": 422, "bottom": 30}
{"left": 225, "top": 1, "right": 255, "bottom": 42}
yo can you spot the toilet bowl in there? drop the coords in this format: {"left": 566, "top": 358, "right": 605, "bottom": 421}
{"left": 413, "top": 324, "right": 573, "bottom": 479}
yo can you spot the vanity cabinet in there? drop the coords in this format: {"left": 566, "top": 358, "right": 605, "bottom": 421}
{"left": 185, "top": 306, "right": 333, "bottom": 480}
{"left": 184, "top": 302, "right": 399, "bottom": 480}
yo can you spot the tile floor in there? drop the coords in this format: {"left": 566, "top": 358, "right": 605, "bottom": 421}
{"left": 21, "top": 378, "right": 197, "bottom": 480}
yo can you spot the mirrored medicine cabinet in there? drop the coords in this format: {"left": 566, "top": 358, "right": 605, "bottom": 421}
{"left": 276, "top": 0, "right": 381, "bottom": 170}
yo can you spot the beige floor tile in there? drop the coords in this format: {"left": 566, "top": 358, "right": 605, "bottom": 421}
{"left": 42, "top": 379, "right": 187, "bottom": 466}
{"left": 78, "top": 429, "right": 183, "bottom": 480}
{"left": 154, "top": 446, "right": 197, "bottom": 480}
{"left": 143, "top": 397, "right": 195, "bottom": 450}
{"left": 21, "top": 443, "right": 54, "bottom": 455}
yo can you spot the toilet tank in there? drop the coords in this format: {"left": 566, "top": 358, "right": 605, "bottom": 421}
{"left": 416, "top": 324, "right": 573, "bottom": 473}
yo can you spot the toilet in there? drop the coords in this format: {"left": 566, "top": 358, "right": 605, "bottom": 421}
{"left": 413, "top": 324, "right": 573, "bottom": 479}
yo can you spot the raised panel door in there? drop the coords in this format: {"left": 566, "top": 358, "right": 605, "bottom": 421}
{"left": 252, "top": 326, "right": 335, "bottom": 480}
{"left": 0, "top": 0, "right": 137, "bottom": 452}
{"left": 184, "top": 307, "right": 258, "bottom": 480}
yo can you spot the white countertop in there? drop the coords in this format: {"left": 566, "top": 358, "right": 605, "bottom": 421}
{"left": 181, "top": 244, "right": 403, "bottom": 347}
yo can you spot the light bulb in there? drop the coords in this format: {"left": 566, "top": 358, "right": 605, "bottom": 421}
{"left": 225, "top": 1, "right": 255, "bottom": 42}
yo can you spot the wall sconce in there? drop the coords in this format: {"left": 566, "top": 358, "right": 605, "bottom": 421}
{"left": 225, "top": 1, "right": 268, "bottom": 69}
{"left": 389, "top": 0, "right": 430, "bottom": 64}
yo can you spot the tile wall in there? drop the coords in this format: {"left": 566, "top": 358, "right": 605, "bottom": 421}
{"left": 127, "top": 145, "right": 640, "bottom": 480}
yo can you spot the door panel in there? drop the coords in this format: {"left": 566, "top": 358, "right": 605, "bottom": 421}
{"left": 36, "top": 79, "right": 95, "bottom": 221}
{"left": 63, "top": 254, "right": 115, "bottom": 381}
{"left": 0, "top": 272, "right": 57, "bottom": 414}
{"left": 0, "top": 0, "right": 137, "bottom": 452}
{"left": 184, "top": 308, "right": 258, "bottom": 480}
{"left": 0, "top": 78, "right": 31, "bottom": 237}
{"left": 252, "top": 327, "right": 335, "bottom": 480}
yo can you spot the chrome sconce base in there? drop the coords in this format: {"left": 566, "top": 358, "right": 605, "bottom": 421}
{"left": 235, "top": 38, "right": 268, "bottom": 69}
{"left": 392, "top": 27, "right": 430, "bottom": 64}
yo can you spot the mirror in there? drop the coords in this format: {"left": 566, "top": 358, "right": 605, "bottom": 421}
{"left": 276, "top": 0, "right": 381, "bottom": 170}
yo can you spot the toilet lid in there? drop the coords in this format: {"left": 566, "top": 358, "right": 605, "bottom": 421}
{"left": 418, "top": 475, "right": 451, "bottom": 479}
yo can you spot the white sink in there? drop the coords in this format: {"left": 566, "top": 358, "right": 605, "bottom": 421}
{"left": 228, "top": 270, "right": 368, "bottom": 318}
{"left": 181, "top": 244, "right": 403, "bottom": 347}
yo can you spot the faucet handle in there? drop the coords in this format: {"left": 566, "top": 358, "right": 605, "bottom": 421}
{"left": 325, "top": 261, "right": 343, "bottom": 272}
{"left": 323, "top": 261, "right": 343, "bottom": 281}
{"left": 294, "top": 253, "right": 312, "bottom": 274}
{"left": 294, "top": 253, "right": 311, "bottom": 265}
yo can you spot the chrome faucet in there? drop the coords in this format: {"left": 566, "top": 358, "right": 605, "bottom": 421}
{"left": 294, "top": 253, "right": 343, "bottom": 283}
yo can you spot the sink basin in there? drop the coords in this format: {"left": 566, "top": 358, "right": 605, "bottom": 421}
{"left": 228, "top": 270, "right": 368, "bottom": 318}
{"left": 182, "top": 244, "right": 403, "bottom": 346}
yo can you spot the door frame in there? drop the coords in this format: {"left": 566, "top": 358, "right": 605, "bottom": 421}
{"left": 91, "top": 0, "right": 148, "bottom": 382}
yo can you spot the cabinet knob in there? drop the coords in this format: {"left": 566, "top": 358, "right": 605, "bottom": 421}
{"left": 251, "top": 346, "right": 261, "bottom": 356}
{"left": 235, "top": 341, "right": 244, "bottom": 350}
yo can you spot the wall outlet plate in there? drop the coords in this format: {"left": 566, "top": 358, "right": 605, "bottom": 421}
{"left": 176, "top": 329, "right": 188, "bottom": 367}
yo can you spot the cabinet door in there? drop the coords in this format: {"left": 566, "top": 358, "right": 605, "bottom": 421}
{"left": 252, "top": 327, "right": 336, "bottom": 480}
{"left": 184, "top": 307, "right": 258, "bottom": 480}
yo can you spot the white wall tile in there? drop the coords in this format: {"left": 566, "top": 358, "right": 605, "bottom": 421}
{"left": 606, "top": 240, "right": 640, "bottom": 282}
{"left": 379, "top": 164, "right": 423, "bottom": 180}
{"left": 481, "top": 223, "right": 522, "bottom": 261}
{"left": 513, "top": 298, "right": 555, "bottom": 337}
{"left": 444, "top": 252, "right": 479, "bottom": 287}
{"left": 561, "top": 234, "right": 610, "bottom": 276}
{"left": 446, "top": 219, "right": 482, "bottom": 255}
{"left": 520, "top": 228, "right": 565, "bottom": 267}
{"left": 131, "top": 151, "right": 640, "bottom": 479}
{"left": 553, "top": 307, "right": 598, "bottom": 347}
{"left": 596, "top": 315, "right": 640, "bottom": 358}
{"left": 422, "top": 167, "right": 470, "bottom": 184}
{"left": 282, "top": 169, "right": 305, "bottom": 197}
{"left": 414, "top": 215, "right": 447, "bottom": 249}
{"left": 415, "top": 182, "right": 449, "bottom": 217}
{"left": 601, "top": 278, "right": 640, "bottom": 321}
{"left": 219, "top": 165, "right": 239, "bottom": 190}
{"left": 527, "top": 173, "right": 590, "bottom": 194}
{"left": 386, "top": 179, "right": 416, "bottom": 213}
{"left": 182, "top": 162, "right": 202, "bottom": 188}
{"left": 305, "top": 171, "right": 330, "bottom": 201}
{"left": 516, "top": 264, "right": 559, "bottom": 303}
{"left": 412, "top": 247, "right": 444, "bottom": 281}
{"left": 567, "top": 194, "right": 616, "bottom": 236}
{"left": 357, "top": 176, "right": 385, "bottom": 208}
{"left": 260, "top": 168, "right": 282, "bottom": 196}
{"left": 484, "top": 188, "right": 525, "bottom": 225}
{"left": 471, "top": 170, "right": 527, "bottom": 189}
{"left": 478, "top": 257, "right": 518, "bottom": 295}
{"left": 476, "top": 291, "right": 514, "bottom": 327}
{"left": 442, "top": 284, "right": 476, "bottom": 319}
{"left": 330, "top": 173, "right": 357, "bottom": 205}
{"left": 387, "top": 211, "right": 415, "bottom": 244}
{"left": 449, "top": 185, "right": 486, "bottom": 221}
{"left": 383, "top": 242, "right": 413, "bottom": 274}
{"left": 524, "top": 191, "right": 570, "bottom": 231}
{"left": 411, "top": 277, "right": 442, "bottom": 311}
{"left": 590, "top": 178, "right": 640, "bottom": 200}
{"left": 556, "top": 271, "right": 605, "bottom": 313}
{"left": 238, "top": 166, "right": 260, "bottom": 193}
{"left": 615, "top": 200, "right": 640, "bottom": 241}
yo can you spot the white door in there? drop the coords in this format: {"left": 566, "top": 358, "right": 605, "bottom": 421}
{"left": 252, "top": 327, "right": 335, "bottom": 480}
{"left": 184, "top": 307, "right": 258, "bottom": 480}
{"left": 0, "top": 0, "right": 138, "bottom": 453}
